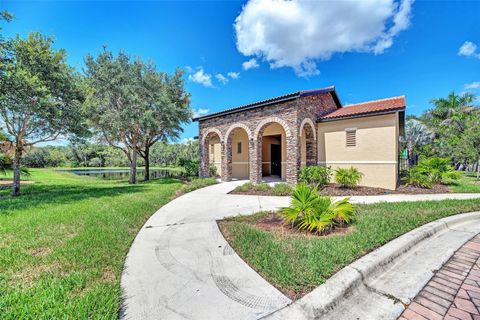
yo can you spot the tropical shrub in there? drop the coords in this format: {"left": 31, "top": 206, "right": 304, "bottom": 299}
{"left": 416, "top": 157, "right": 460, "bottom": 184}
{"left": 281, "top": 183, "right": 355, "bottom": 233}
{"left": 209, "top": 164, "right": 217, "bottom": 177}
{"left": 298, "top": 166, "right": 331, "bottom": 187}
{"left": 441, "top": 170, "right": 461, "bottom": 185}
{"left": 178, "top": 158, "right": 199, "bottom": 177}
{"left": 272, "top": 183, "right": 292, "bottom": 196}
{"left": 335, "top": 167, "right": 363, "bottom": 188}
{"left": 401, "top": 168, "right": 433, "bottom": 188}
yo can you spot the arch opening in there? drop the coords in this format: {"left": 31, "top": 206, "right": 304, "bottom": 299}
{"left": 201, "top": 130, "right": 222, "bottom": 178}
{"left": 226, "top": 126, "right": 250, "bottom": 180}
{"left": 256, "top": 122, "right": 288, "bottom": 181}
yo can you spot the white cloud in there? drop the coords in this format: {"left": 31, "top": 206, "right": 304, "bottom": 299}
{"left": 242, "top": 58, "right": 259, "bottom": 70}
{"left": 458, "top": 41, "right": 480, "bottom": 59}
{"left": 188, "top": 67, "right": 213, "bottom": 87}
{"left": 215, "top": 73, "right": 229, "bottom": 84}
{"left": 235, "top": 0, "right": 414, "bottom": 77}
{"left": 465, "top": 81, "right": 480, "bottom": 90}
{"left": 227, "top": 71, "right": 240, "bottom": 79}
{"left": 181, "top": 137, "right": 195, "bottom": 144}
{"left": 193, "top": 108, "right": 209, "bottom": 117}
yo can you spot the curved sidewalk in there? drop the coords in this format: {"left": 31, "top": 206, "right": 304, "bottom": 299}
{"left": 120, "top": 181, "right": 480, "bottom": 320}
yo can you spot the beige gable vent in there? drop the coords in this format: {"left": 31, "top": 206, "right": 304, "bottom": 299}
{"left": 346, "top": 129, "right": 356, "bottom": 147}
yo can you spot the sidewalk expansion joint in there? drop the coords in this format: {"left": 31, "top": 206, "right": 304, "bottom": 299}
{"left": 350, "top": 266, "right": 408, "bottom": 307}
{"left": 442, "top": 221, "right": 478, "bottom": 234}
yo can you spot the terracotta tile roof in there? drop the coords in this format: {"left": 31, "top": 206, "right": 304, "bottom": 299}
{"left": 319, "top": 96, "right": 405, "bottom": 121}
{"left": 193, "top": 86, "right": 340, "bottom": 121}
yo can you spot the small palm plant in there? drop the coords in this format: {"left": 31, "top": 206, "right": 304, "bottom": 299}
{"left": 335, "top": 167, "right": 363, "bottom": 188}
{"left": 281, "top": 183, "right": 356, "bottom": 234}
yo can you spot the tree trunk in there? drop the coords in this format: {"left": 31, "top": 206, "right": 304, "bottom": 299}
{"left": 477, "top": 159, "right": 480, "bottom": 181}
{"left": 144, "top": 147, "right": 150, "bottom": 181}
{"left": 129, "top": 148, "right": 137, "bottom": 184}
{"left": 12, "top": 146, "right": 22, "bottom": 197}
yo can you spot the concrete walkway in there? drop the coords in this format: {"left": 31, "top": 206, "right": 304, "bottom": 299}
{"left": 120, "top": 181, "right": 480, "bottom": 320}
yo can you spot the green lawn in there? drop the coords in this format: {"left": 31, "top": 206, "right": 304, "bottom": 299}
{"left": 0, "top": 169, "right": 185, "bottom": 319}
{"left": 219, "top": 199, "right": 480, "bottom": 298}
{"left": 450, "top": 174, "right": 480, "bottom": 193}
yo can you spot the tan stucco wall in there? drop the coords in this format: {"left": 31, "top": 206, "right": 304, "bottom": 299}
{"left": 231, "top": 128, "right": 249, "bottom": 179}
{"left": 208, "top": 136, "right": 222, "bottom": 177}
{"left": 318, "top": 113, "right": 399, "bottom": 190}
{"left": 262, "top": 123, "right": 287, "bottom": 179}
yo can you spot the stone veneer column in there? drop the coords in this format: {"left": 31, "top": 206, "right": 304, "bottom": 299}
{"left": 249, "top": 138, "right": 262, "bottom": 183}
{"left": 221, "top": 141, "right": 231, "bottom": 182}
{"left": 199, "top": 136, "right": 209, "bottom": 178}
{"left": 305, "top": 126, "right": 317, "bottom": 166}
{"left": 286, "top": 133, "right": 300, "bottom": 185}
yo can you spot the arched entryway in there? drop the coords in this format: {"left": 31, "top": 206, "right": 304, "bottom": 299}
{"left": 225, "top": 124, "right": 251, "bottom": 181}
{"left": 300, "top": 118, "right": 317, "bottom": 167}
{"left": 252, "top": 117, "right": 295, "bottom": 184}
{"left": 200, "top": 129, "right": 223, "bottom": 178}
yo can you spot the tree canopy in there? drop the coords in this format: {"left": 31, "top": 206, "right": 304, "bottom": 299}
{"left": 84, "top": 48, "right": 191, "bottom": 183}
{"left": 0, "top": 33, "right": 86, "bottom": 195}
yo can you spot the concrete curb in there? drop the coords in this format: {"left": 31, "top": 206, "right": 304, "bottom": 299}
{"left": 263, "top": 211, "right": 480, "bottom": 319}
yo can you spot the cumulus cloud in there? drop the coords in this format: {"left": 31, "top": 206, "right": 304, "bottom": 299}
{"left": 215, "top": 73, "right": 229, "bottom": 84}
{"left": 234, "top": 0, "right": 414, "bottom": 77}
{"left": 188, "top": 67, "right": 213, "bottom": 87}
{"left": 458, "top": 41, "right": 480, "bottom": 59}
{"left": 227, "top": 71, "right": 240, "bottom": 79}
{"left": 242, "top": 58, "right": 259, "bottom": 70}
{"left": 465, "top": 82, "right": 480, "bottom": 90}
{"left": 193, "top": 108, "right": 209, "bottom": 118}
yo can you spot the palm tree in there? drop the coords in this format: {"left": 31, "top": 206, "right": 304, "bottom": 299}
{"left": 427, "top": 92, "right": 478, "bottom": 132}
{"left": 401, "top": 119, "right": 434, "bottom": 158}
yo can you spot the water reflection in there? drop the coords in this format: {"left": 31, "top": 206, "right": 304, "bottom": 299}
{"left": 64, "top": 168, "right": 182, "bottom": 180}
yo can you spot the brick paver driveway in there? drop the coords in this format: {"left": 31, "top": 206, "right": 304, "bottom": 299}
{"left": 400, "top": 234, "right": 480, "bottom": 320}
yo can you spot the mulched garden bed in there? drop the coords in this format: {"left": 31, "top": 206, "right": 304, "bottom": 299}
{"left": 254, "top": 212, "right": 354, "bottom": 238}
{"left": 230, "top": 183, "right": 450, "bottom": 196}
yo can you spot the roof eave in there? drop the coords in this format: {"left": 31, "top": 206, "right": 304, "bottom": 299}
{"left": 192, "top": 94, "right": 299, "bottom": 122}
{"left": 317, "top": 107, "right": 405, "bottom": 123}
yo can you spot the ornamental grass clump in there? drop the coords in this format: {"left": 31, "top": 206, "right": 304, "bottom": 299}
{"left": 281, "top": 183, "right": 355, "bottom": 234}
{"left": 335, "top": 167, "right": 363, "bottom": 188}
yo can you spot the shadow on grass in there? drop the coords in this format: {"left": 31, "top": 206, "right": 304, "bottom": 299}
{"left": 0, "top": 178, "right": 181, "bottom": 215}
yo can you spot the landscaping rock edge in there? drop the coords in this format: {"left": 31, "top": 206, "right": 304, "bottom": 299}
{"left": 262, "top": 211, "right": 480, "bottom": 319}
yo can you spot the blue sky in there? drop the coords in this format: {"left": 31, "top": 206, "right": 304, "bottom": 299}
{"left": 2, "top": 0, "right": 480, "bottom": 142}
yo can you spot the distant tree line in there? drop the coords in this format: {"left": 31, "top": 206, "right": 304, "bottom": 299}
{"left": 0, "top": 12, "right": 193, "bottom": 196}
{"left": 19, "top": 140, "right": 199, "bottom": 169}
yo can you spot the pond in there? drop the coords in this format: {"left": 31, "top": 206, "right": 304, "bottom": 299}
{"left": 63, "top": 168, "right": 183, "bottom": 180}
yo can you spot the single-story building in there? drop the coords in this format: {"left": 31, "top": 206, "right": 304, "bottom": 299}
{"left": 193, "top": 86, "right": 405, "bottom": 190}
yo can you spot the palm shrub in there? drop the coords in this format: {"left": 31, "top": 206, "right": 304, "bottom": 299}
{"left": 298, "top": 166, "right": 331, "bottom": 187}
{"left": 416, "top": 157, "right": 460, "bottom": 184}
{"left": 401, "top": 168, "right": 432, "bottom": 188}
{"left": 335, "top": 167, "right": 363, "bottom": 188}
{"left": 281, "top": 183, "right": 355, "bottom": 233}
{"left": 441, "top": 170, "right": 461, "bottom": 185}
